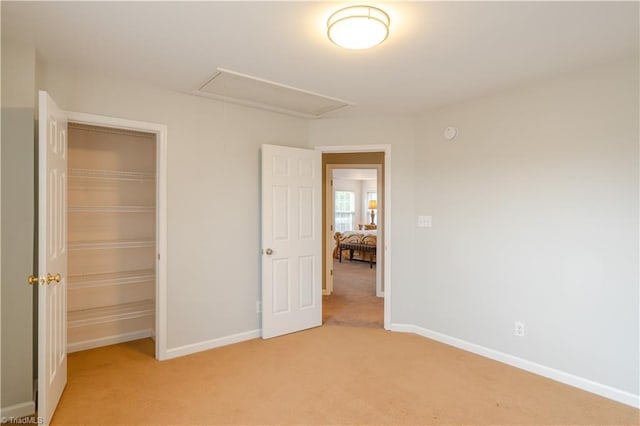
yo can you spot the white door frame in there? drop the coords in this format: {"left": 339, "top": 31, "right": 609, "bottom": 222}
{"left": 316, "top": 145, "right": 391, "bottom": 330}
{"left": 325, "top": 163, "right": 383, "bottom": 297}
{"left": 65, "top": 111, "right": 168, "bottom": 360}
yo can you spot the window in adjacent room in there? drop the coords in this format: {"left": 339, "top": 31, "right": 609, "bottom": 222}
{"left": 335, "top": 190, "right": 355, "bottom": 232}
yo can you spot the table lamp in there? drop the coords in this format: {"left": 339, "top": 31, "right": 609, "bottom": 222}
{"left": 368, "top": 200, "right": 377, "bottom": 224}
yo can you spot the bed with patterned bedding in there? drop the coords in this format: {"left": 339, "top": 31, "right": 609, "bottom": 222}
{"left": 333, "top": 230, "right": 377, "bottom": 262}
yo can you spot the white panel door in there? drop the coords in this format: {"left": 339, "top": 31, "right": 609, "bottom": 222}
{"left": 37, "top": 91, "right": 68, "bottom": 425}
{"left": 261, "top": 144, "right": 322, "bottom": 339}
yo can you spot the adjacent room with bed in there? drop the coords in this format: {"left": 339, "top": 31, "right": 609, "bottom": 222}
{"left": 323, "top": 167, "right": 383, "bottom": 328}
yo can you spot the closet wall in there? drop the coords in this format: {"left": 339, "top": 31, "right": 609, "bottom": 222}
{"left": 67, "top": 124, "right": 156, "bottom": 352}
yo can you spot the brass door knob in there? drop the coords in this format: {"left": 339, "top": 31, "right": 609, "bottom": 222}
{"left": 265, "top": 248, "right": 273, "bottom": 255}
{"left": 27, "top": 275, "right": 41, "bottom": 285}
{"left": 46, "top": 273, "right": 61, "bottom": 285}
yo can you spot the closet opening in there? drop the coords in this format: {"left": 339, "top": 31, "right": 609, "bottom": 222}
{"left": 66, "top": 123, "right": 158, "bottom": 358}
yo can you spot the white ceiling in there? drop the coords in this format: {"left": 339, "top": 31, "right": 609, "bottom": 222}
{"left": 3, "top": 1, "right": 638, "bottom": 118}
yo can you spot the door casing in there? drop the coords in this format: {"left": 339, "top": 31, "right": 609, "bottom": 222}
{"left": 325, "top": 163, "right": 383, "bottom": 297}
{"left": 65, "top": 111, "right": 168, "bottom": 360}
{"left": 316, "top": 145, "right": 391, "bottom": 330}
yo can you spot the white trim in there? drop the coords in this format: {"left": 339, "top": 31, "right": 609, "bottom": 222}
{"left": 318, "top": 144, "right": 389, "bottom": 153}
{"left": 67, "top": 330, "right": 153, "bottom": 353}
{"left": 0, "top": 49, "right": 2, "bottom": 423}
{"left": 324, "top": 166, "right": 334, "bottom": 295}
{"left": 316, "top": 145, "right": 392, "bottom": 330}
{"left": 163, "top": 329, "right": 261, "bottom": 360}
{"left": 65, "top": 111, "right": 168, "bottom": 361}
{"left": 326, "top": 163, "right": 384, "bottom": 297}
{"left": 155, "top": 124, "right": 168, "bottom": 361}
{"left": 390, "top": 323, "right": 640, "bottom": 409}
{"left": 383, "top": 148, "right": 391, "bottom": 327}
{"left": 66, "top": 112, "right": 165, "bottom": 135}
{"left": 1, "top": 401, "right": 36, "bottom": 419}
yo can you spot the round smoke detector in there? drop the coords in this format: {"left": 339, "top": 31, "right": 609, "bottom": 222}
{"left": 444, "top": 126, "right": 458, "bottom": 141}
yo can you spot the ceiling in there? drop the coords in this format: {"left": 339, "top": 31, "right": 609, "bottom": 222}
{"left": 333, "top": 169, "right": 377, "bottom": 180}
{"left": 2, "top": 1, "right": 638, "bottom": 118}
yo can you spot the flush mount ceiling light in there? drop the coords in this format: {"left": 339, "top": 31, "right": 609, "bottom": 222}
{"left": 327, "top": 5, "right": 390, "bottom": 50}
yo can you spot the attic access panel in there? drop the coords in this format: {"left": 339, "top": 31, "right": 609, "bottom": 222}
{"left": 196, "top": 68, "right": 353, "bottom": 118}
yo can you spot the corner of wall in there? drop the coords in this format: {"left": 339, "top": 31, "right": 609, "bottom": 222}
{"left": 1, "top": 37, "right": 36, "bottom": 411}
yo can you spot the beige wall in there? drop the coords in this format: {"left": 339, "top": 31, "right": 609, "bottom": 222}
{"left": 411, "top": 57, "right": 639, "bottom": 395}
{"left": 1, "top": 35, "right": 637, "bottom": 412}
{"left": 308, "top": 58, "right": 639, "bottom": 399}
{"left": 1, "top": 38, "right": 36, "bottom": 415}
{"left": 38, "top": 62, "right": 309, "bottom": 350}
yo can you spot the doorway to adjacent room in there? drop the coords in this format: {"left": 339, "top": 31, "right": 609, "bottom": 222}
{"left": 321, "top": 150, "right": 386, "bottom": 328}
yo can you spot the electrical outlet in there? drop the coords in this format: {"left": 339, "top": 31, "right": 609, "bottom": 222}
{"left": 514, "top": 321, "right": 525, "bottom": 337}
{"left": 256, "top": 301, "right": 262, "bottom": 314}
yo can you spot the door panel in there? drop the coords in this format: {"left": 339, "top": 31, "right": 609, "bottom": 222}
{"left": 38, "top": 91, "right": 68, "bottom": 425}
{"left": 272, "top": 186, "right": 289, "bottom": 240}
{"left": 299, "top": 256, "right": 314, "bottom": 308}
{"left": 272, "top": 258, "right": 290, "bottom": 314}
{"left": 261, "top": 144, "right": 321, "bottom": 339}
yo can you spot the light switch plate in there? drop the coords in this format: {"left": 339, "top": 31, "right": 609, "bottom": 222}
{"left": 418, "top": 215, "right": 432, "bottom": 227}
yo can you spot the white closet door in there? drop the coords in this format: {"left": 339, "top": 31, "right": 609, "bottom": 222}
{"left": 37, "top": 90, "right": 68, "bottom": 426}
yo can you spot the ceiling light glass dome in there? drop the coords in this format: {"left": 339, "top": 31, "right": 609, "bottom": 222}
{"left": 327, "top": 5, "right": 390, "bottom": 50}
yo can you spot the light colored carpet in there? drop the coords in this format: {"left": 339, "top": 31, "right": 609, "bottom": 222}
{"left": 52, "top": 327, "right": 639, "bottom": 425}
{"left": 323, "top": 259, "right": 383, "bottom": 327}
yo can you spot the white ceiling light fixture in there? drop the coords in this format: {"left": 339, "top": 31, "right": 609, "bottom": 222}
{"left": 327, "top": 5, "right": 390, "bottom": 50}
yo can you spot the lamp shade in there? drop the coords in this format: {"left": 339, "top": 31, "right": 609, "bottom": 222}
{"left": 368, "top": 200, "right": 377, "bottom": 209}
{"left": 327, "top": 5, "right": 390, "bottom": 50}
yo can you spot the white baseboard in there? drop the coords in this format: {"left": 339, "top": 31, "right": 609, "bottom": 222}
{"left": 162, "top": 329, "right": 261, "bottom": 360}
{"left": 390, "top": 323, "right": 640, "bottom": 409}
{"left": 67, "top": 329, "right": 153, "bottom": 353}
{"left": 1, "top": 401, "right": 35, "bottom": 419}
